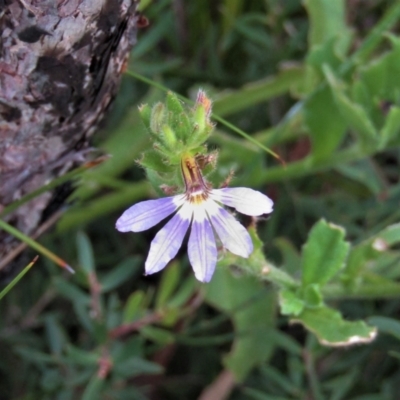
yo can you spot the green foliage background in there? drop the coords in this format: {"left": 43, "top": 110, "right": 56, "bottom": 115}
{"left": 2, "top": 0, "right": 400, "bottom": 399}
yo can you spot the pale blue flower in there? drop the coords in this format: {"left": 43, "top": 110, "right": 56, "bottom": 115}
{"left": 116, "top": 186, "right": 273, "bottom": 283}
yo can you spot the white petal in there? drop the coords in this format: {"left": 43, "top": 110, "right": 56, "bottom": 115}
{"left": 206, "top": 200, "right": 253, "bottom": 257}
{"left": 210, "top": 187, "right": 273, "bottom": 216}
{"left": 188, "top": 204, "right": 217, "bottom": 283}
{"left": 145, "top": 201, "right": 193, "bottom": 275}
{"left": 116, "top": 195, "right": 185, "bottom": 232}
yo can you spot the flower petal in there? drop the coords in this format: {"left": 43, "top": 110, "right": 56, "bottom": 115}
{"left": 116, "top": 195, "right": 185, "bottom": 232}
{"left": 210, "top": 187, "right": 273, "bottom": 216}
{"left": 188, "top": 204, "right": 217, "bottom": 283}
{"left": 145, "top": 201, "right": 192, "bottom": 275}
{"left": 206, "top": 200, "right": 253, "bottom": 257}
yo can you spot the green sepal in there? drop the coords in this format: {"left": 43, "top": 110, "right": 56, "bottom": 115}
{"left": 150, "top": 102, "right": 165, "bottom": 136}
{"left": 138, "top": 103, "right": 152, "bottom": 132}
{"left": 165, "top": 92, "right": 192, "bottom": 141}
{"left": 138, "top": 149, "right": 175, "bottom": 173}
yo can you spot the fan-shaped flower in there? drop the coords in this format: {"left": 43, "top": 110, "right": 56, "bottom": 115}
{"left": 116, "top": 156, "right": 273, "bottom": 282}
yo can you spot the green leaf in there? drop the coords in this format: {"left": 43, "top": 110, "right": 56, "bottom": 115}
{"left": 113, "top": 357, "right": 163, "bottom": 378}
{"left": 279, "top": 289, "right": 304, "bottom": 316}
{"left": 76, "top": 231, "right": 95, "bottom": 274}
{"left": 140, "top": 326, "right": 175, "bottom": 345}
{"left": 66, "top": 345, "right": 99, "bottom": 366}
{"left": 360, "top": 35, "right": 400, "bottom": 101}
{"left": 293, "top": 306, "right": 377, "bottom": 347}
{"left": 368, "top": 316, "right": 400, "bottom": 341}
{"left": 304, "top": 87, "right": 346, "bottom": 160}
{"left": 155, "top": 262, "right": 180, "bottom": 309}
{"left": 44, "top": 314, "right": 67, "bottom": 356}
{"left": 204, "top": 267, "right": 276, "bottom": 381}
{"left": 324, "top": 66, "right": 378, "bottom": 145}
{"left": 304, "top": 0, "right": 351, "bottom": 56}
{"left": 301, "top": 219, "right": 350, "bottom": 286}
{"left": 334, "top": 159, "right": 385, "bottom": 195}
{"left": 82, "top": 374, "right": 105, "bottom": 400}
{"left": 212, "top": 66, "right": 305, "bottom": 116}
{"left": 100, "top": 256, "right": 141, "bottom": 292}
{"left": 123, "top": 291, "right": 146, "bottom": 323}
{"left": 380, "top": 106, "right": 400, "bottom": 146}
{"left": 0, "top": 257, "right": 36, "bottom": 301}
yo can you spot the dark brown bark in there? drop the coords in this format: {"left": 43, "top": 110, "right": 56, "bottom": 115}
{"left": 0, "top": 0, "right": 139, "bottom": 268}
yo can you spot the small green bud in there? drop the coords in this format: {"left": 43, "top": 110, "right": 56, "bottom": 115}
{"left": 161, "top": 124, "right": 177, "bottom": 149}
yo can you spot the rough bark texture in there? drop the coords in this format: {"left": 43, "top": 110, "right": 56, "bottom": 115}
{"left": 0, "top": 0, "right": 139, "bottom": 268}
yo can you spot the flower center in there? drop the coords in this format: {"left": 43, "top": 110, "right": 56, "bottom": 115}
{"left": 181, "top": 155, "right": 209, "bottom": 204}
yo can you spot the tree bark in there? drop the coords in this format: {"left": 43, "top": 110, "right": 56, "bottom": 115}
{"left": 0, "top": 0, "right": 139, "bottom": 269}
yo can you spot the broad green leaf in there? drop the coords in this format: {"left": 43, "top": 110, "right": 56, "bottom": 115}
{"left": 301, "top": 219, "right": 350, "bottom": 286}
{"left": 380, "top": 106, "right": 400, "bottom": 146}
{"left": 204, "top": 267, "right": 276, "bottom": 381}
{"left": 293, "top": 306, "right": 377, "bottom": 347}
{"left": 324, "top": 66, "right": 378, "bottom": 145}
{"left": 304, "top": 0, "right": 351, "bottom": 56}
{"left": 360, "top": 35, "right": 400, "bottom": 101}
{"left": 304, "top": 87, "right": 346, "bottom": 160}
{"left": 279, "top": 289, "right": 304, "bottom": 316}
{"left": 307, "top": 37, "right": 343, "bottom": 73}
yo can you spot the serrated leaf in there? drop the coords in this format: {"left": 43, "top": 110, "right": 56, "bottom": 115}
{"left": 301, "top": 220, "right": 350, "bottom": 286}
{"left": 279, "top": 289, "right": 304, "bottom": 316}
{"left": 293, "top": 306, "right": 377, "bottom": 347}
